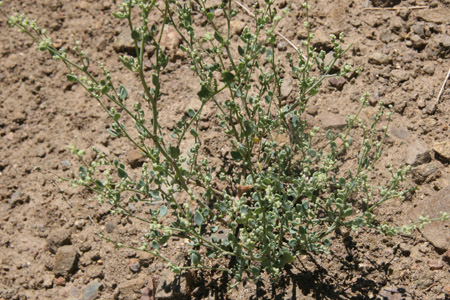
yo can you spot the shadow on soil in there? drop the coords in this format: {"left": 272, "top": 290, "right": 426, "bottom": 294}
{"left": 193, "top": 236, "right": 414, "bottom": 300}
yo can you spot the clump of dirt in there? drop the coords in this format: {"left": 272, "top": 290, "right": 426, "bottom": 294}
{"left": 0, "top": 0, "right": 449, "bottom": 299}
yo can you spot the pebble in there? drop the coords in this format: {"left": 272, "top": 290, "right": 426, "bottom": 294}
{"left": 160, "top": 26, "right": 182, "bottom": 61}
{"left": 390, "top": 69, "right": 410, "bottom": 83}
{"left": 412, "top": 162, "right": 439, "bottom": 184}
{"left": 9, "top": 190, "right": 29, "bottom": 207}
{"left": 428, "top": 259, "right": 443, "bottom": 270}
{"left": 280, "top": 76, "right": 293, "bottom": 99}
{"left": 53, "top": 245, "right": 78, "bottom": 276}
{"left": 42, "top": 274, "right": 54, "bottom": 289}
{"left": 368, "top": 52, "right": 391, "bottom": 65}
{"left": 277, "top": 41, "right": 287, "bottom": 51}
{"left": 83, "top": 280, "right": 103, "bottom": 300}
{"left": 416, "top": 8, "right": 450, "bottom": 24}
{"left": 329, "top": 77, "right": 346, "bottom": 90}
{"left": 54, "top": 276, "right": 66, "bottom": 286}
{"left": 47, "top": 228, "right": 72, "bottom": 254}
{"left": 433, "top": 141, "right": 450, "bottom": 161}
{"left": 127, "top": 149, "right": 146, "bottom": 168}
{"left": 405, "top": 140, "right": 431, "bottom": 166}
{"left": 230, "top": 20, "right": 245, "bottom": 36}
{"left": 128, "top": 258, "right": 140, "bottom": 273}
{"left": 409, "top": 186, "right": 450, "bottom": 250}
{"left": 422, "top": 62, "right": 435, "bottom": 75}
{"left": 113, "top": 29, "right": 135, "bottom": 54}
{"left": 318, "top": 112, "right": 347, "bottom": 130}
{"left": 415, "top": 271, "right": 434, "bottom": 290}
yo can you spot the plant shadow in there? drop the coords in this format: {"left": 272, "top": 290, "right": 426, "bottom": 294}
{"left": 194, "top": 235, "right": 402, "bottom": 300}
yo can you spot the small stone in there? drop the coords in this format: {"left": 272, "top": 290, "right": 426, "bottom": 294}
{"left": 277, "top": 41, "right": 287, "bottom": 51}
{"left": 412, "top": 162, "right": 439, "bottom": 184}
{"left": 113, "top": 29, "right": 135, "bottom": 54}
{"left": 42, "top": 274, "right": 54, "bottom": 289}
{"left": 318, "top": 112, "right": 347, "bottom": 130}
{"left": 105, "top": 220, "right": 117, "bottom": 233}
{"left": 411, "top": 23, "right": 425, "bottom": 38}
{"left": 390, "top": 70, "right": 410, "bottom": 83}
{"left": 389, "top": 126, "right": 409, "bottom": 139}
{"left": 306, "top": 105, "right": 318, "bottom": 116}
{"left": 410, "top": 34, "right": 426, "bottom": 50}
{"left": 83, "top": 280, "right": 103, "bottom": 300}
{"left": 155, "top": 269, "right": 194, "bottom": 299}
{"left": 433, "top": 141, "right": 450, "bottom": 162}
{"left": 160, "top": 26, "right": 182, "bottom": 61}
{"left": 47, "top": 228, "right": 72, "bottom": 254}
{"left": 53, "top": 245, "right": 78, "bottom": 276}
{"left": 61, "top": 160, "right": 71, "bottom": 167}
{"left": 280, "top": 76, "right": 293, "bottom": 99}
{"left": 409, "top": 186, "right": 450, "bottom": 250}
{"left": 9, "top": 190, "right": 29, "bottom": 207}
{"left": 127, "top": 149, "right": 146, "bottom": 168}
{"left": 369, "top": 52, "right": 391, "bottom": 65}
{"left": 428, "top": 259, "right": 443, "bottom": 270}
{"left": 328, "top": 77, "right": 346, "bottom": 90}
{"left": 129, "top": 258, "right": 140, "bottom": 273}
{"left": 405, "top": 140, "right": 431, "bottom": 166}
{"left": 86, "top": 265, "right": 104, "bottom": 279}
{"left": 54, "top": 276, "right": 66, "bottom": 286}
{"left": 230, "top": 20, "right": 245, "bottom": 36}
{"left": 415, "top": 8, "right": 450, "bottom": 24}
{"left": 423, "top": 62, "right": 435, "bottom": 75}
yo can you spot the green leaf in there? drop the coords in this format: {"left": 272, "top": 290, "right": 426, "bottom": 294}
{"left": 119, "top": 56, "right": 134, "bottom": 71}
{"left": 149, "top": 190, "right": 161, "bottom": 200}
{"left": 222, "top": 71, "right": 234, "bottom": 85}
{"left": 118, "top": 85, "right": 128, "bottom": 101}
{"left": 190, "top": 250, "right": 200, "bottom": 265}
{"left": 151, "top": 241, "right": 159, "bottom": 250}
{"left": 279, "top": 252, "right": 295, "bottom": 267}
{"left": 79, "top": 166, "right": 87, "bottom": 180}
{"left": 168, "top": 146, "right": 180, "bottom": 159}
{"left": 118, "top": 168, "right": 128, "bottom": 178}
{"left": 113, "top": 113, "right": 121, "bottom": 121}
{"left": 131, "top": 30, "right": 140, "bottom": 41}
{"left": 187, "top": 109, "right": 196, "bottom": 118}
{"left": 206, "top": 12, "right": 214, "bottom": 21}
{"left": 94, "top": 180, "right": 104, "bottom": 190}
{"left": 66, "top": 74, "right": 78, "bottom": 82}
{"left": 190, "top": 128, "right": 198, "bottom": 138}
{"left": 194, "top": 211, "right": 204, "bottom": 227}
{"left": 158, "top": 235, "right": 169, "bottom": 245}
{"left": 197, "top": 85, "right": 211, "bottom": 99}
{"left": 230, "top": 151, "right": 242, "bottom": 162}
{"left": 159, "top": 205, "right": 168, "bottom": 217}
{"left": 214, "top": 31, "right": 224, "bottom": 43}
{"left": 238, "top": 45, "right": 245, "bottom": 56}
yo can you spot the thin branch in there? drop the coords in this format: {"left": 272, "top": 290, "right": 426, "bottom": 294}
{"left": 363, "top": 6, "right": 428, "bottom": 11}
{"left": 233, "top": 0, "right": 308, "bottom": 61}
{"left": 437, "top": 66, "right": 450, "bottom": 104}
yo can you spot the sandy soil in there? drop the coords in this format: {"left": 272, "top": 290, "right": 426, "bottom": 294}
{"left": 1, "top": 0, "right": 450, "bottom": 299}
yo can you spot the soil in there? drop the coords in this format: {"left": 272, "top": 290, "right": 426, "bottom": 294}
{"left": 1, "top": 0, "right": 450, "bottom": 299}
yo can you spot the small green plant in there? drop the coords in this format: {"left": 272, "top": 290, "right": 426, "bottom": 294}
{"left": 2, "top": 0, "right": 447, "bottom": 288}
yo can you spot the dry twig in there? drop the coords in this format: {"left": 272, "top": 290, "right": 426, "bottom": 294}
{"left": 437, "top": 66, "right": 450, "bottom": 104}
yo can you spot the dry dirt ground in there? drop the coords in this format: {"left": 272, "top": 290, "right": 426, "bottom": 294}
{"left": 1, "top": 0, "right": 450, "bottom": 299}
